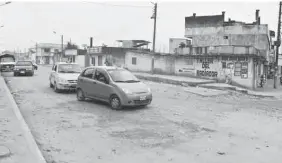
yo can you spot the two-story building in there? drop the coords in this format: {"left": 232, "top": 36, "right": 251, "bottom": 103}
{"left": 31, "top": 43, "right": 67, "bottom": 65}
{"left": 126, "top": 10, "right": 275, "bottom": 90}
{"left": 171, "top": 10, "right": 275, "bottom": 89}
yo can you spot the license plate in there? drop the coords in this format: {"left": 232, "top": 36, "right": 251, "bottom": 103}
{"left": 140, "top": 96, "right": 146, "bottom": 101}
{"left": 20, "top": 71, "right": 25, "bottom": 73}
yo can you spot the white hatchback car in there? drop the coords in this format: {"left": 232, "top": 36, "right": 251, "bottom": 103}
{"left": 49, "top": 62, "right": 82, "bottom": 92}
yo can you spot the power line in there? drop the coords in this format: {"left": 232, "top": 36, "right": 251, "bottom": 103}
{"left": 83, "top": 1, "right": 151, "bottom": 8}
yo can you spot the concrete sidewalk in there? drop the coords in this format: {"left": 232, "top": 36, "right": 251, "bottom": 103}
{"left": 133, "top": 72, "right": 282, "bottom": 98}
{"left": 198, "top": 82, "right": 282, "bottom": 98}
{"left": 133, "top": 72, "right": 216, "bottom": 86}
{"left": 0, "top": 77, "right": 46, "bottom": 163}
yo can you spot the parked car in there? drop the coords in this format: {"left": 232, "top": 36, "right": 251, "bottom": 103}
{"left": 49, "top": 62, "right": 82, "bottom": 92}
{"left": 76, "top": 66, "right": 152, "bottom": 110}
{"left": 13, "top": 60, "right": 34, "bottom": 76}
{"left": 0, "top": 53, "right": 16, "bottom": 72}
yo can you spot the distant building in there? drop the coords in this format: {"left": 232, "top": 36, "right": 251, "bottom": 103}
{"left": 85, "top": 40, "right": 150, "bottom": 68}
{"left": 169, "top": 38, "right": 192, "bottom": 54}
{"left": 177, "top": 10, "right": 274, "bottom": 89}
{"left": 30, "top": 43, "right": 66, "bottom": 65}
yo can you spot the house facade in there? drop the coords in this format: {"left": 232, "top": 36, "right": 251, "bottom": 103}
{"left": 125, "top": 10, "right": 275, "bottom": 90}
{"left": 31, "top": 43, "right": 67, "bottom": 65}
{"left": 84, "top": 40, "right": 150, "bottom": 68}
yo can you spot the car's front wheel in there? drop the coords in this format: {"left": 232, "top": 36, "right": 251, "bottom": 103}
{"left": 53, "top": 82, "right": 60, "bottom": 93}
{"left": 76, "top": 88, "right": 85, "bottom": 101}
{"left": 49, "top": 81, "right": 53, "bottom": 88}
{"left": 109, "top": 95, "right": 122, "bottom": 110}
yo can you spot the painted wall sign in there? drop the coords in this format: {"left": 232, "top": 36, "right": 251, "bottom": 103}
{"left": 227, "top": 63, "right": 234, "bottom": 69}
{"left": 202, "top": 61, "right": 210, "bottom": 69}
{"left": 197, "top": 70, "right": 218, "bottom": 77}
{"left": 241, "top": 62, "right": 248, "bottom": 79}
{"left": 234, "top": 62, "right": 242, "bottom": 76}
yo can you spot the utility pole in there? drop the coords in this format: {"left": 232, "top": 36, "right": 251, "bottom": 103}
{"left": 35, "top": 43, "right": 38, "bottom": 64}
{"left": 151, "top": 2, "right": 157, "bottom": 74}
{"left": 274, "top": 1, "right": 282, "bottom": 89}
{"left": 61, "top": 35, "right": 64, "bottom": 62}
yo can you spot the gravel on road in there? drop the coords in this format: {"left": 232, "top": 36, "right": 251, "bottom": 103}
{"left": 2, "top": 67, "right": 282, "bottom": 163}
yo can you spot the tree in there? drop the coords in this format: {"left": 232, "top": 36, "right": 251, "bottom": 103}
{"left": 66, "top": 42, "right": 78, "bottom": 49}
{"left": 179, "top": 42, "right": 186, "bottom": 48}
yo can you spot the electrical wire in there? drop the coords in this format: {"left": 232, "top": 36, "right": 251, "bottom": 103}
{"left": 83, "top": 1, "right": 152, "bottom": 8}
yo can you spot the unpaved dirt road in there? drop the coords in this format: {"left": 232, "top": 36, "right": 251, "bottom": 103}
{"left": 2, "top": 66, "right": 282, "bottom": 163}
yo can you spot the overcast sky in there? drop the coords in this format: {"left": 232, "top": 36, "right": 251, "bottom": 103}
{"left": 0, "top": 1, "right": 278, "bottom": 53}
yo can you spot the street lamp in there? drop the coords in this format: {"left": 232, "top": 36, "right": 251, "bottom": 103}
{"left": 53, "top": 31, "right": 64, "bottom": 62}
{"left": 0, "top": 1, "right": 11, "bottom": 6}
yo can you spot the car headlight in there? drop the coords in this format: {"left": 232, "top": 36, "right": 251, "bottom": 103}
{"left": 122, "top": 88, "right": 133, "bottom": 94}
{"left": 58, "top": 78, "right": 68, "bottom": 84}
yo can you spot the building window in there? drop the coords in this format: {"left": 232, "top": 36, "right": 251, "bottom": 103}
{"left": 222, "top": 62, "right": 226, "bottom": 68}
{"left": 132, "top": 57, "right": 137, "bottom": 65}
{"left": 44, "top": 48, "right": 50, "bottom": 53}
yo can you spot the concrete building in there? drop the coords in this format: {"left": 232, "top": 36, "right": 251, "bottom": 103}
{"left": 125, "top": 10, "right": 275, "bottom": 90}
{"left": 30, "top": 43, "right": 67, "bottom": 65}
{"left": 169, "top": 38, "right": 192, "bottom": 54}
{"left": 85, "top": 40, "right": 150, "bottom": 68}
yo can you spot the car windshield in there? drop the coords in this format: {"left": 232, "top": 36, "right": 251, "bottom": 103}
{"left": 58, "top": 64, "right": 81, "bottom": 73}
{"left": 108, "top": 69, "right": 140, "bottom": 83}
{"left": 16, "top": 61, "right": 32, "bottom": 66}
{"left": 1, "top": 57, "right": 14, "bottom": 63}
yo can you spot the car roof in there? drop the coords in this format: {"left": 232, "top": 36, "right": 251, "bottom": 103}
{"left": 88, "top": 66, "right": 124, "bottom": 71}
{"left": 16, "top": 60, "right": 32, "bottom": 62}
{"left": 56, "top": 62, "right": 79, "bottom": 65}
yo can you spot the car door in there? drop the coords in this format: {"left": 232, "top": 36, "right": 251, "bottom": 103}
{"left": 93, "top": 69, "right": 113, "bottom": 100}
{"left": 78, "top": 68, "right": 97, "bottom": 98}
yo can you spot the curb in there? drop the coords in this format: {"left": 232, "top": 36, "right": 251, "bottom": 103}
{"left": 135, "top": 74, "right": 277, "bottom": 98}
{"left": 198, "top": 85, "right": 276, "bottom": 98}
{"left": 135, "top": 75, "right": 216, "bottom": 87}
{"left": 1, "top": 77, "right": 47, "bottom": 163}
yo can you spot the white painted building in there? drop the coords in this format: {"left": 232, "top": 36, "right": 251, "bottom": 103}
{"left": 30, "top": 43, "right": 66, "bottom": 65}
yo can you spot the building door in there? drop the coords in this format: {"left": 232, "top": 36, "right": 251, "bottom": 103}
{"left": 98, "top": 56, "right": 102, "bottom": 66}
{"left": 91, "top": 57, "right": 95, "bottom": 66}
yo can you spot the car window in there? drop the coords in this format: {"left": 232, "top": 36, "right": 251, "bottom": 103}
{"left": 82, "top": 68, "right": 95, "bottom": 79}
{"left": 16, "top": 61, "right": 32, "bottom": 66}
{"left": 58, "top": 64, "right": 81, "bottom": 73}
{"left": 94, "top": 70, "right": 108, "bottom": 83}
{"left": 108, "top": 69, "right": 139, "bottom": 83}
